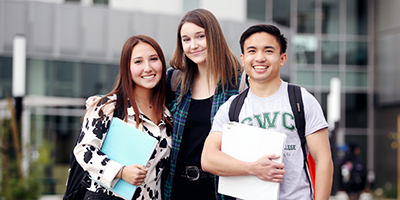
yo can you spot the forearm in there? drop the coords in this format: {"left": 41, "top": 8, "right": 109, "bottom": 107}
{"left": 314, "top": 157, "right": 334, "bottom": 200}
{"left": 201, "top": 146, "right": 252, "bottom": 176}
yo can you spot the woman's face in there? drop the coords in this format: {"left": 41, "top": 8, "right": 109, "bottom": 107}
{"left": 130, "top": 42, "right": 163, "bottom": 90}
{"left": 180, "top": 22, "right": 207, "bottom": 66}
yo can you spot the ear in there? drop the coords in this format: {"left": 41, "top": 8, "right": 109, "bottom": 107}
{"left": 240, "top": 54, "right": 245, "bottom": 67}
{"left": 280, "top": 53, "right": 287, "bottom": 67}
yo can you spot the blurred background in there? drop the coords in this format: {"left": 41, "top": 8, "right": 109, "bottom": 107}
{"left": 0, "top": 0, "right": 399, "bottom": 199}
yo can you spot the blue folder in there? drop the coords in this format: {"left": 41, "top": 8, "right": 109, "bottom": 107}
{"left": 97, "top": 117, "right": 157, "bottom": 199}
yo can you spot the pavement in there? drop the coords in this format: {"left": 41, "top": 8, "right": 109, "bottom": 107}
{"left": 40, "top": 191, "right": 375, "bottom": 200}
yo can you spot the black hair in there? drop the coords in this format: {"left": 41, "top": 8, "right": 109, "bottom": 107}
{"left": 239, "top": 24, "right": 287, "bottom": 54}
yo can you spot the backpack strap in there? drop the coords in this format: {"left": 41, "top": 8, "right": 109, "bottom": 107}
{"left": 170, "top": 70, "right": 182, "bottom": 92}
{"left": 288, "top": 84, "right": 306, "bottom": 159}
{"left": 288, "top": 84, "right": 314, "bottom": 198}
{"left": 228, "top": 88, "right": 249, "bottom": 122}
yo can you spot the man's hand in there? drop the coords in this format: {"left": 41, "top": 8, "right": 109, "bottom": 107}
{"left": 250, "top": 154, "right": 285, "bottom": 182}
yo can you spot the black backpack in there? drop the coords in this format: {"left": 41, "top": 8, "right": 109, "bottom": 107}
{"left": 63, "top": 104, "right": 125, "bottom": 200}
{"left": 228, "top": 84, "right": 315, "bottom": 198}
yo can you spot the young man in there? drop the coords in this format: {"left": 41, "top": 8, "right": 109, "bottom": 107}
{"left": 201, "top": 24, "right": 333, "bottom": 200}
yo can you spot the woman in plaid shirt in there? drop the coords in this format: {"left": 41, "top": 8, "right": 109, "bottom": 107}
{"left": 86, "top": 9, "right": 243, "bottom": 200}
{"left": 162, "top": 9, "right": 243, "bottom": 200}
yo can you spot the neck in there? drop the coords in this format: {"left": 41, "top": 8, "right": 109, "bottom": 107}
{"left": 134, "top": 87, "right": 152, "bottom": 103}
{"left": 250, "top": 78, "right": 282, "bottom": 98}
{"left": 196, "top": 62, "right": 208, "bottom": 78}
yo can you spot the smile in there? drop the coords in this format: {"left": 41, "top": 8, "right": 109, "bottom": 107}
{"left": 253, "top": 65, "right": 269, "bottom": 70}
{"left": 142, "top": 74, "right": 155, "bottom": 79}
{"left": 191, "top": 50, "right": 204, "bottom": 56}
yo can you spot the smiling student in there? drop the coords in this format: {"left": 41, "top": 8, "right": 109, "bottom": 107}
{"left": 163, "top": 9, "right": 243, "bottom": 200}
{"left": 74, "top": 35, "right": 172, "bottom": 200}
{"left": 201, "top": 24, "right": 334, "bottom": 200}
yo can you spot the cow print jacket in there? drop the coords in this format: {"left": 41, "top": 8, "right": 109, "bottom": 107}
{"left": 74, "top": 95, "right": 172, "bottom": 200}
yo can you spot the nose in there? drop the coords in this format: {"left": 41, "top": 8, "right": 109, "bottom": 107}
{"left": 190, "top": 40, "right": 199, "bottom": 49}
{"left": 255, "top": 51, "right": 266, "bottom": 62}
{"left": 143, "top": 61, "right": 153, "bottom": 72}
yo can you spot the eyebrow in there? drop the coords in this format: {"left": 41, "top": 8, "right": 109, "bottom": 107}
{"left": 132, "top": 54, "right": 158, "bottom": 60}
{"left": 246, "top": 45, "right": 276, "bottom": 50}
{"left": 181, "top": 31, "right": 205, "bottom": 38}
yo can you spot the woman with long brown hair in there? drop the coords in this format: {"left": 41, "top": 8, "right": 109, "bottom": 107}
{"left": 163, "top": 9, "right": 243, "bottom": 200}
{"left": 75, "top": 35, "right": 172, "bottom": 200}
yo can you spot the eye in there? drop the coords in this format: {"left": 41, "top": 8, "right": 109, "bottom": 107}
{"left": 133, "top": 60, "right": 142, "bottom": 64}
{"left": 247, "top": 49, "right": 256, "bottom": 54}
{"left": 150, "top": 57, "right": 159, "bottom": 61}
{"left": 198, "top": 34, "right": 205, "bottom": 39}
{"left": 182, "top": 38, "right": 190, "bottom": 42}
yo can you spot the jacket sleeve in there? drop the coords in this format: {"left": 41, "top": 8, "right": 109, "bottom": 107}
{"left": 73, "top": 96, "right": 124, "bottom": 188}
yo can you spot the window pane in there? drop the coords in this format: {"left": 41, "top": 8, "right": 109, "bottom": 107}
{"left": 0, "top": 56, "right": 12, "bottom": 98}
{"left": 80, "top": 63, "right": 105, "bottom": 97}
{"left": 247, "top": 0, "right": 266, "bottom": 21}
{"left": 345, "top": 93, "right": 367, "bottom": 128}
{"left": 184, "top": 0, "right": 199, "bottom": 12}
{"left": 94, "top": 0, "right": 108, "bottom": 5}
{"left": 46, "top": 61, "right": 79, "bottom": 97}
{"left": 346, "top": 71, "right": 368, "bottom": 88}
{"left": 322, "top": 0, "right": 340, "bottom": 34}
{"left": 273, "top": 0, "right": 290, "bottom": 26}
{"left": 346, "top": 41, "right": 368, "bottom": 66}
{"left": 296, "top": 70, "right": 315, "bottom": 86}
{"left": 321, "top": 71, "right": 339, "bottom": 87}
{"left": 297, "top": 0, "right": 315, "bottom": 33}
{"left": 294, "top": 35, "right": 317, "bottom": 64}
{"left": 346, "top": 0, "right": 368, "bottom": 35}
{"left": 322, "top": 40, "right": 339, "bottom": 64}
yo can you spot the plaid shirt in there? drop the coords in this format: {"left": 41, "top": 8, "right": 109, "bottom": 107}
{"left": 162, "top": 68, "right": 241, "bottom": 200}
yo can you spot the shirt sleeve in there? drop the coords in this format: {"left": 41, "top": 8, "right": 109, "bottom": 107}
{"left": 210, "top": 95, "right": 237, "bottom": 133}
{"left": 301, "top": 88, "right": 329, "bottom": 136}
{"left": 73, "top": 97, "right": 124, "bottom": 188}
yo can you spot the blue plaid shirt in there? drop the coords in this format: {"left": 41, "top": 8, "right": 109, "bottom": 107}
{"left": 162, "top": 68, "right": 241, "bottom": 200}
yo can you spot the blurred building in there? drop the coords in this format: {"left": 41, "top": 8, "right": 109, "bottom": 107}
{"left": 0, "top": 0, "right": 399, "bottom": 196}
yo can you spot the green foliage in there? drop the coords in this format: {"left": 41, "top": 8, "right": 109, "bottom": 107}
{"left": 0, "top": 118, "right": 53, "bottom": 200}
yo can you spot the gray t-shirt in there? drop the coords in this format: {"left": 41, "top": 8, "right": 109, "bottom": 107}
{"left": 211, "top": 81, "right": 328, "bottom": 200}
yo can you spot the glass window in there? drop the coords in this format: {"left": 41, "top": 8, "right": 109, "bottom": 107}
{"left": 45, "top": 61, "right": 80, "bottom": 97}
{"left": 294, "top": 35, "right": 317, "bottom": 64}
{"left": 346, "top": 71, "right": 368, "bottom": 88}
{"left": 94, "top": 0, "right": 108, "bottom": 5}
{"left": 322, "top": 40, "right": 339, "bottom": 65}
{"left": 296, "top": 70, "right": 315, "bottom": 86}
{"left": 0, "top": 57, "right": 12, "bottom": 99}
{"left": 247, "top": 0, "right": 266, "bottom": 21}
{"left": 346, "top": 41, "right": 368, "bottom": 66}
{"left": 273, "top": 0, "right": 290, "bottom": 26}
{"left": 321, "top": 71, "right": 339, "bottom": 87}
{"left": 346, "top": 0, "right": 368, "bottom": 35}
{"left": 322, "top": 0, "right": 340, "bottom": 34}
{"left": 297, "top": 0, "right": 315, "bottom": 33}
{"left": 184, "top": 0, "right": 199, "bottom": 12}
{"left": 345, "top": 93, "right": 367, "bottom": 128}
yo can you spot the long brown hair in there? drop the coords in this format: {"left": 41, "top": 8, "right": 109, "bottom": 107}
{"left": 94, "top": 35, "right": 168, "bottom": 128}
{"left": 169, "top": 8, "right": 242, "bottom": 98}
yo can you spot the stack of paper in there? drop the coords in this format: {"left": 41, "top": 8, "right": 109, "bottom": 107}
{"left": 219, "top": 122, "right": 287, "bottom": 200}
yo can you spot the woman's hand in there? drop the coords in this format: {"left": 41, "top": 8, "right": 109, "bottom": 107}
{"left": 121, "top": 164, "right": 148, "bottom": 186}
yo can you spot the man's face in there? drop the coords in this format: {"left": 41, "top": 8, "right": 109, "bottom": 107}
{"left": 240, "top": 32, "right": 287, "bottom": 85}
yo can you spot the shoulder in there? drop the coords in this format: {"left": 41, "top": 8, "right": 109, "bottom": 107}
{"left": 88, "top": 94, "right": 117, "bottom": 117}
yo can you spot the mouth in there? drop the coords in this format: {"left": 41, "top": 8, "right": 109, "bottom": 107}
{"left": 253, "top": 65, "right": 269, "bottom": 70}
{"left": 191, "top": 50, "right": 204, "bottom": 56}
{"left": 142, "top": 74, "right": 156, "bottom": 79}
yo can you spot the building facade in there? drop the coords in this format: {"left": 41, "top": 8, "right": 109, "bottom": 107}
{"left": 0, "top": 0, "right": 399, "bottom": 196}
